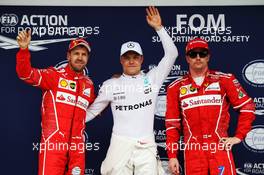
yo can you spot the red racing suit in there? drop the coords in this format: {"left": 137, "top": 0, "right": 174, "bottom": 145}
{"left": 165, "top": 70, "right": 255, "bottom": 175}
{"left": 16, "top": 48, "right": 95, "bottom": 175}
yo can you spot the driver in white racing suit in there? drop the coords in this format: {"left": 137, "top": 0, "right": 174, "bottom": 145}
{"left": 86, "top": 6, "right": 178, "bottom": 175}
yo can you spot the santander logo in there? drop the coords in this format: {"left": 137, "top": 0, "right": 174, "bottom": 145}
{"left": 57, "top": 94, "right": 66, "bottom": 101}
{"left": 182, "top": 95, "right": 222, "bottom": 110}
{"left": 182, "top": 102, "right": 189, "bottom": 108}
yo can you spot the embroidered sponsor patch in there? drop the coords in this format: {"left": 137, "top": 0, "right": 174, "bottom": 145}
{"left": 180, "top": 84, "right": 198, "bottom": 97}
{"left": 205, "top": 82, "right": 220, "bottom": 91}
{"left": 238, "top": 90, "right": 246, "bottom": 99}
{"left": 189, "top": 85, "right": 197, "bottom": 92}
{"left": 59, "top": 79, "right": 68, "bottom": 87}
{"left": 56, "top": 91, "right": 89, "bottom": 110}
{"left": 181, "top": 95, "right": 222, "bottom": 110}
{"left": 180, "top": 87, "right": 188, "bottom": 95}
{"left": 233, "top": 79, "right": 241, "bottom": 87}
{"left": 58, "top": 78, "right": 76, "bottom": 92}
{"left": 83, "top": 88, "right": 91, "bottom": 97}
{"left": 69, "top": 82, "right": 76, "bottom": 90}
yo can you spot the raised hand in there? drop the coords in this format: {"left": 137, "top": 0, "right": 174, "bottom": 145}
{"left": 16, "top": 29, "right": 31, "bottom": 49}
{"left": 146, "top": 6, "right": 162, "bottom": 31}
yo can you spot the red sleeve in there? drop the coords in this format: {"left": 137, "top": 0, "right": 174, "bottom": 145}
{"left": 222, "top": 74, "right": 255, "bottom": 140}
{"left": 16, "top": 48, "right": 57, "bottom": 90}
{"left": 165, "top": 82, "right": 181, "bottom": 159}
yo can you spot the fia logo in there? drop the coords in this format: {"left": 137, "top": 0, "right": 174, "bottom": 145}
{"left": 0, "top": 14, "right": 18, "bottom": 26}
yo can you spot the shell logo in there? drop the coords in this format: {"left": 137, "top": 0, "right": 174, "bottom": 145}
{"left": 60, "top": 79, "right": 68, "bottom": 87}
{"left": 180, "top": 87, "right": 187, "bottom": 95}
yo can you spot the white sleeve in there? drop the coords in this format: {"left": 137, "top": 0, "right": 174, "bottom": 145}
{"left": 86, "top": 80, "right": 112, "bottom": 122}
{"left": 148, "top": 27, "right": 178, "bottom": 87}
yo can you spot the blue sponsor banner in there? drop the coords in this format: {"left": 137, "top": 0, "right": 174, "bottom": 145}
{"left": 1, "top": 6, "right": 263, "bottom": 175}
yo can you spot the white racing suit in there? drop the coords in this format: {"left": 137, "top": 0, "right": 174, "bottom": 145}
{"left": 101, "top": 134, "right": 165, "bottom": 175}
{"left": 86, "top": 27, "right": 178, "bottom": 175}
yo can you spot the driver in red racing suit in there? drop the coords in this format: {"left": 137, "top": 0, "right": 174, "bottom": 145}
{"left": 16, "top": 30, "right": 95, "bottom": 175}
{"left": 165, "top": 38, "right": 255, "bottom": 175}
